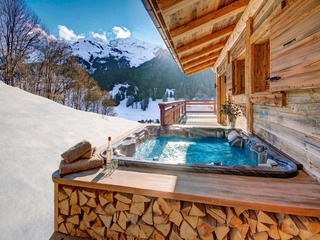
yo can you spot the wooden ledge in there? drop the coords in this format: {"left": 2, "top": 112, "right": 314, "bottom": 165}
{"left": 52, "top": 167, "right": 320, "bottom": 217}
{"left": 251, "top": 92, "right": 286, "bottom": 107}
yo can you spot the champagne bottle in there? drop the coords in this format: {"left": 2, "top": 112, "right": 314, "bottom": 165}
{"left": 106, "top": 136, "right": 113, "bottom": 168}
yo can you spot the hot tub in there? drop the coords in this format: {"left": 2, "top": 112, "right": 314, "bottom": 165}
{"left": 100, "top": 125, "right": 298, "bottom": 178}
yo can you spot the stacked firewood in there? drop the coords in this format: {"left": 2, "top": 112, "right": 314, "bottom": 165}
{"left": 57, "top": 186, "right": 320, "bottom": 239}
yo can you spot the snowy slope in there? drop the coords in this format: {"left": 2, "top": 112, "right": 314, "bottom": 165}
{"left": 71, "top": 36, "right": 161, "bottom": 68}
{"left": 115, "top": 97, "right": 162, "bottom": 121}
{"left": 109, "top": 84, "right": 175, "bottom": 121}
{"left": 0, "top": 82, "right": 140, "bottom": 239}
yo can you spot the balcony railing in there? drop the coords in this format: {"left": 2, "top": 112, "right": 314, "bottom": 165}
{"left": 159, "top": 100, "right": 217, "bottom": 126}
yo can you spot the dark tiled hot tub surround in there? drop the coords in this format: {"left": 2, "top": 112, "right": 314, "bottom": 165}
{"left": 100, "top": 125, "right": 298, "bottom": 178}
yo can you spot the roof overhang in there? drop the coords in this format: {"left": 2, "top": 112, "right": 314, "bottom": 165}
{"left": 142, "top": 0, "right": 250, "bottom": 76}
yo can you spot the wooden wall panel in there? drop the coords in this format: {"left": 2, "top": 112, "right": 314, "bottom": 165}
{"left": 253, "top": 89, "right": 320, "bottom": 181}
{"left": 270, "top": 0, "right": 320, "bottom": 91}
{"left": 231, "top": 28, "right": 246, "bottom": 59}
{"left": 253, "top": 41, "right": 270, "bottom": 92}
{"left": 226, "top": 62, "right": 233, "bottom": 95}
{"left": 216, "top": 58, "right": 226, "bottom": 77}
{"left": 214, "top": 0, "right": 320, "bottom": 181}
{"left": 251, "top": 92, "right": 285, "bottom": 107}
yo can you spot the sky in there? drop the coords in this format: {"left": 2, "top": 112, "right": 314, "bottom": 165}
{"left": 25, "top": 0, "right": 164, "bottom": 45}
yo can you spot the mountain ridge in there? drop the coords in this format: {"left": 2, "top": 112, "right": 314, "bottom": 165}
{"left": 70, "top": 36, "right": 216, "bottom": 104}
{"left": 71, "top": 36, "right": 162, "bottom": 70}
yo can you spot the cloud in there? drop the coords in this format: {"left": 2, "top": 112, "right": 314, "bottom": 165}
{"left": 31, "top": 26, "right": 58, "bottom": 41}
{"left": 58, "top": 25, "right": 84, "bottom": 41}
{"left": 90, "top": 31, "right": 107, "bottom": 42}
{"left": 112, "top": 26, "right": 131, "bottom": 39}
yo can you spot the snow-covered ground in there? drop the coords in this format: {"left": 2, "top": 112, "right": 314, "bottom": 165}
{"left": 114, "top": 98, "right": 162, "bottom": 121}
{"left": 0, "top": 81, "right": 140, "bottom": 239}
{"left": 110, "top": 84, "right": 175, "bottom": 122}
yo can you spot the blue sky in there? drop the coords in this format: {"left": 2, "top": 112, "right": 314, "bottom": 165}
{"left": 25, "top": 0, "right": 164, "bottom": 45}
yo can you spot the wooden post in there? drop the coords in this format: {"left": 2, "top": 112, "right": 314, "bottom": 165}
{"left": 216, "top": 74, "right": 221, "bottom": 123}
{"left": 245, "top": 17, "right": 253, "bottom": 133}
{"left": 159, "top": 104, "right": 166, "bottom": 126}
{"left": 171, "top": 106, "right": 175, "bottom": 125}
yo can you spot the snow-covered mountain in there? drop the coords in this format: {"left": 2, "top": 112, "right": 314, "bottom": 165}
{"left": 70, "top": 36, "right": 215, "bottom": 109}
{"left": 71, "top": 36, "right": 162, "bottom": 71}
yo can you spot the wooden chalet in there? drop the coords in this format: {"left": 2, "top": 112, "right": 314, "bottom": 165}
{"left": 52, "top": 0, "right": 320, "bottom": 239}
{"left": 142, "top": 0, "right": 320, "bottom": 182}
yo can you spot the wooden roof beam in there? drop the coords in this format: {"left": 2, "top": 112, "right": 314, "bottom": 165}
{"left": 213, "top": 0, "right": 268, "bottom": 70}
{"left": 185, "top": 61, "right": 216, "bottom": 76}
{"left": 142, "top": 0, "right": 183, "bottom": 71}
{"left": 176, "top": 25, "right": 235, "bottom": 55}
{"left": 170, "top": 0, "right": 249, "bottom": 41}
{"left": 183, "top": 52, "right": 220, "bottom": 70}
{"left": 180, "top": 40, "right": 226, "bottom": 64}
{"left": 158, "top": 0, "right": 200, "bottom": 15}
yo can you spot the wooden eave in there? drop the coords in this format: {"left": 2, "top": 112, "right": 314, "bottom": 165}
{"left": 141, "top": 0, "right": 250, "bottom": 76}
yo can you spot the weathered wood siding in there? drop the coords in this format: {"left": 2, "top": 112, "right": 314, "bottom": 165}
{"left": 219, "top": 0, "right": 320, "bottom": 180}
{"left": 253, "top": 41, "right": 270, "bottom": 92}
{"left": 270, "top": 1, "right": 320, "bottom": 91}
{"left": 253, "top": 89, "right": 320, "bottom": 180}
{"left": 270, "top": 0, "right": 320, "bottom": 91}
{"left": 226, "top": 60, "right": 233, "bottom": 95}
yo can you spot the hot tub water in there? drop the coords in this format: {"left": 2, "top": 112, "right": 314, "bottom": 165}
{"left": 100, "top": 125, "right": 298, "bottom": 177}
{"left": 133, "top": 136, "right": 255, "bottom": 166}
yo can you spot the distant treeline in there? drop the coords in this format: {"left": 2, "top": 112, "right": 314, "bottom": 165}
{"left": 90, "top": 49, "right": 216, "bottom": 104}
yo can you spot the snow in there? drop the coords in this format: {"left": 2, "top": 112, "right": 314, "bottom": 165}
{"left": 109, "top": 83, "right": 129, "bottom": 97}
{"left": 109, "top": 37, "right": 160, "bottom": 67}
{"left": 71, "top": 36, "right": 161, "bottom": 68}
{"left": 166, "top": 88, "right": 175, "bottom": 97}
{"left": 0, "top": 81, "right": 140, "bottom": 239}
{"left": 109, "top": 83, "right": 165, "bottom": 122}
{"left": 115, "top": 97, "right": 161, "bottom": 121}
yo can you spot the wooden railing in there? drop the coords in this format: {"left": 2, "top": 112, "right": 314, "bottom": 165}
{"left": 159, "top": 100, "right": 216, "bottom": 126}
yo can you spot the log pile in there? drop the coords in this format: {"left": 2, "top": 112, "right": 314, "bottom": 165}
{"left": 57, "top": 186, "right": 320, "bottom": 239}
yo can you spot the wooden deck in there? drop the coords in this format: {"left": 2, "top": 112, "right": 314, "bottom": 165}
{"left": 53, "top": 166, "right": 320, "bottom": 217}
{"left": 159, "top": 100, "right": 218, "bottom": 126}
{"left": 182, "top": 112, "right": 221, "bottom": 127}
